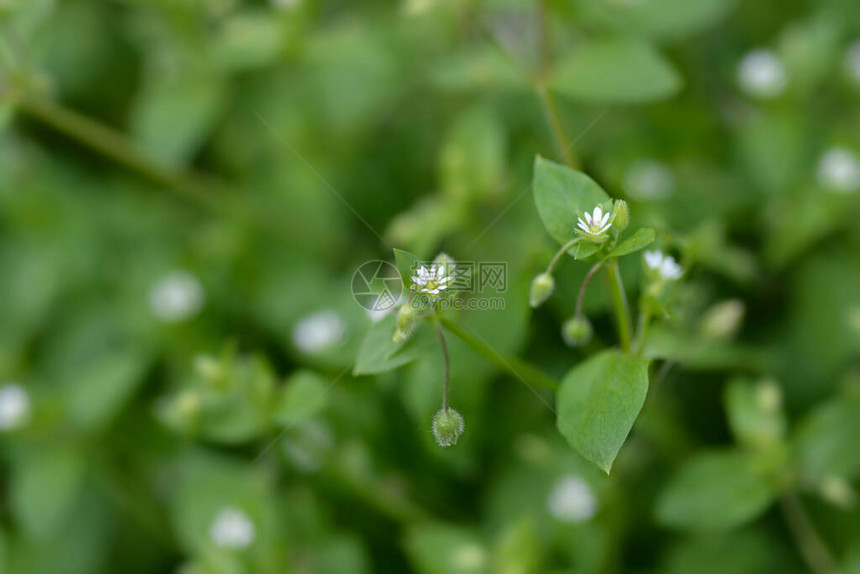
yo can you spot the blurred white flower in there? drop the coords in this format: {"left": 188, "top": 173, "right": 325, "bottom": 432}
{"left": 0, "top": 384, "right": 30, "bottom": 431}
{"left": 149, "top": 271, "right": 205, "bottom": 323}
{"left": 577, "top": 205, "right": 612, "bottom": 238}
{"left": 411, "top": 265, "right": 454, "bottom": 296}
{"left": 209, "top": 507, "right": 255, "bottom": 550}
{"left": 817, "top": 147, "right": 860, "bottom": 194}
{"left": 644, "top": 250, "right": 683, "bottom": 280}
{"left": 737, "top": 49, "right": 787, "bottom": 100}
{"left": 624, "top": 160, "right": 675, "bottom": 200}
{"left": 292, "top": 310, "right": 346, "bottom": 354}
{"left": 845, "top": 40, "right": 860, "bottom": 87}
{"left": 547, "top": 475, "right": 598, "bottom": 523}
{"left": 700, "top": 299, "right": 745, "bottom": 340}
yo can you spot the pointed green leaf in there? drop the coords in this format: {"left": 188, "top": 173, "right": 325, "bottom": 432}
{"left": 393, "top": 248, "right": 421, "bottom": 291}
{"left": 556, "top": 350, "right": 649, "bottom": 473}
{"left": 608, "top": 228, "right": 656, "bottom": 258}
{"left": 550, "top": 39, "right": 682, "bottom": 104}
{"left": 533, "top": 157, "right": 610, "bottom": 259}
{"left": 353, "top": 314, "right": 434, "bottom": 375}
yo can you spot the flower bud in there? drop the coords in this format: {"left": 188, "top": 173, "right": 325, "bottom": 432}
{"left": 393, "top": 304, "right": 419, "bottom": 342}
{"left": 611, "top": 200, "right": 630, "bottom": 232}
{"left": 562, "top": 316, "right": 592, "bottom": 347}
{"left": 700, "top": 299, "right": 745, "bottom": 340}
{"left": 819, "top": 476, "right": 857, "bottom": 509}
{"left": 529, "top": 273, "right": 555, "bottom": 308}
{"left": 432, "top": 408, "right": 465, "bottom": 447}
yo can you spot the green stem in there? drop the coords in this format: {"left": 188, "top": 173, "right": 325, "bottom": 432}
{"left": 17, "top": 97, "right": 288, "bottom": 239}
{"left": 605, "top": 260, "right": 632, "bottom": 353}
{"left": 433, "top": 318, "right": 451, "bottom": 412}
{"left": 546, "top": 237, "right": 581, "bottom": 274}
{"left": 576, "top": 262, "right": 603, "bottom": 318}
{"left": 780, "top": 495, "right": 838, "bottom": 574}
{"left": 537, "top": 85, "right": 578, "bottom": 170}
{"left": 633, "top": 305, "right": 652, "bottom": 357}
{"left": 439, "top": 317, "right": 558, "bottom": 391}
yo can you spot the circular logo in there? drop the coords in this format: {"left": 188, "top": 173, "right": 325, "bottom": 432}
{"left": 351, "top": 260, "right": 403, "bottom": 311}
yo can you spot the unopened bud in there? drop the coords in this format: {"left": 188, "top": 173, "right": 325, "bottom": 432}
{"left": 194, "top": 355, "right": 222, "bottom": 382}
{"left": 432, "top": 408, "right": 465, "bottom": 447}
{"left": 562, "top": 316, "right": 592, "bottom": 347}
{"left": 611, "top": 200, "right": 630, "bottom": 232}
{"left": 820, "top": 476, "right": 857, "bottom": 509}
{"left": 394, "top": 304, "right": 419, "bottom": 342}
{"left": 700, "top": 299, "right": 745, "bottom": 340}
{"left": 756, "top": 379, "right": 783, "bottom": 414}
{"left": 529, "top": 273, "right": 555, "bottom": 308}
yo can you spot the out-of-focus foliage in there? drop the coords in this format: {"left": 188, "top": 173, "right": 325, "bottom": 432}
{"left": 0, "top": 0, "right": 859, "bottom": 572}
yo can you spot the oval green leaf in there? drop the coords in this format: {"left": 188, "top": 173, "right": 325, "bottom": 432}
{"left": 550, "top": 39, "right": 682, "bottom": 104}
{"left": 655, "top": 450, "right": 776, "bottom": 530}
{"left": 556, "top": 350, "right": 649, "bottom": 473}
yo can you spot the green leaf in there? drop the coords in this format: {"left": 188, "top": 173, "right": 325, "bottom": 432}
{"left": 533, "top": 157, "right": 610, "bottom": 260}
{"left": 795, "top": 397, "right": 860, "bottom": 481}
{"left": 608, "top": 228, "right": 656, "bottom": 257}
{"left": 655, "top": 450, "right": 776, "bottom": 530}
{"left": 556, "top": 350, "right": 649, "bottom": 473}
{"left": 577, "top": 0, "right": 736, "bottom": 40}
{"left": 64, "top": 349, "right": 149, "bottom": 431}
{"left": 353, "top": 314, "right": 434, "bottom": 375}
{"left": 550, "top": 39, "right": 682, "bottom": 104}
{"left": 273, "top": 370, "right": 328, "bottom": 427}
{"left": 10, "top": 448, "right": 87, "bottom": 539}
{"left": 393, "top": 248, "right": 422, "bottom": 291}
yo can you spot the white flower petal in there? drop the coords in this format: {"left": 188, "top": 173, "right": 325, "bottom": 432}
{"left": 584, "top": 212, "right": 593, "bottom": 226}
{"left": 577, "top": 219, "right": 590, "bottom": 232}
{"left": 593, "top": 206, "right": 603, "bottom": 221}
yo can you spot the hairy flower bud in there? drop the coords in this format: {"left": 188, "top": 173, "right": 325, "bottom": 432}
{"left": 432, "top": 408, "right": 465, "bottom": 447}
{"left": 562, "top": 316, "right": 592, "bottom": 347}
{"left": 393, "top": 303, "right": 419, "bottom": 342}
{"left": 529, "top": 273, "right": 555, "bottom": 308}
{"left": 611, "top": 200, "right": 630, "bottom": 232}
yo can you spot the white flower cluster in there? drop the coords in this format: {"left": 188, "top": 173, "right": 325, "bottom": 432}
{"left": 0, "top": 384, "right": 30, "bottom": 431}
{"left": 547, "top": 475, "right": 598, "bottom": 523}
{"left": 209, "top": 507, "right": 256, "bottom": 550}
{"left": 411, "top": 264, "right": 454, "bottom": 296}
{"left": 149, "top": 271, "right": 205, "bottom": 323}
{"left": 644, "top": 250, "right": 683, "bottom": 280}
{"left": 576, "top": 205, "right": 612, "bottom": 239}
{"left": 737, "top": 49, "right": 787, "bottom": 100}
{"left": 292, "top": 310, "right": 346, "bottom": 354}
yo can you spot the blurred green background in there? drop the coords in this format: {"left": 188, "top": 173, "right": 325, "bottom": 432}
{"left": 1, "top": 0, "right": 860, "bottom": 572}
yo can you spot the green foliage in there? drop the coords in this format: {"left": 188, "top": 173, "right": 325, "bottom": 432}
{"left": 655, "top": 450, "right": 777, "bottom": 531}
{"left": 1, "top": 0, "right": 859, "bottom": 572}
{"left": 549, "top": 39, "right": 682, "bottom": 104}
{"left": 556, "top": 351, "right": 649, "bottom": 473}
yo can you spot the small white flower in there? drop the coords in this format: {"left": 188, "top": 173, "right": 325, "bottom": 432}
{"left": 149, "top": 271, "right": 205, "bottom": 323}
{"left": 292, "top": 310, "right": 346, "bottom": 354}
{"left": 817, "top": 147, "right": 860, "bottom": 194}
{"left": 547, "top": 476, "right": 598, "bottom": 523}
{"left": 644, "top": 250, "right": 683, "bottom": 280}
{"left": 0, "top": 384, "right": 30, "bottom": 431}
{"left": 209, "top": 507, "right": 255, "bottom": 550}
{"left": 411, "top": 264, "right": 454, "bottom": 296}
{"left": 737, "top": 49, "right": 787, "bottom": 100}
{"left": 624, "top": 160, "right": 675, "bottom": 200}
{"left": 844, "top": 40, "right": 860, "bottom": 87}
{"left": 576, "top": 205, "right": 612, "bottom": 238}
